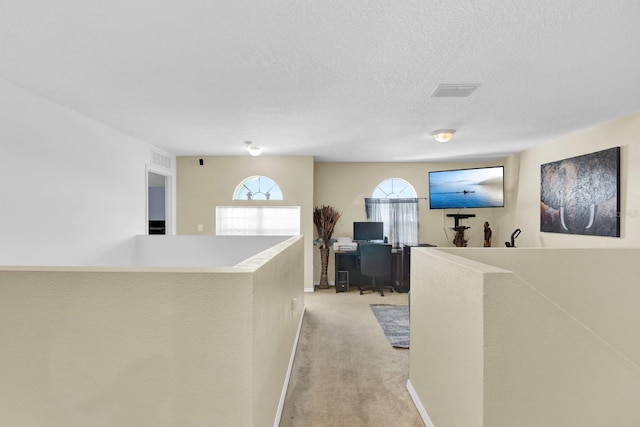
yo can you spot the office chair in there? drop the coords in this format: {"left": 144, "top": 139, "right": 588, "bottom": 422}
{"left": 358, "top": 243, "right": 394, "bottom": 296}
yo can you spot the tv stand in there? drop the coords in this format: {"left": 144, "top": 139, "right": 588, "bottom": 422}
{"left": 446, "top": 213, "right": 476, "bottom": 229}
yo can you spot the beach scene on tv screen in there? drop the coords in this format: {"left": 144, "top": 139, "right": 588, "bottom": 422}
{"left": 429, "top": 167, "right": 504, "bottom": 209}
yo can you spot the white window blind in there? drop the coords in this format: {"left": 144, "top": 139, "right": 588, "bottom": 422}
{"left": 216, "top": 206, "right": 300, "bottom": 235}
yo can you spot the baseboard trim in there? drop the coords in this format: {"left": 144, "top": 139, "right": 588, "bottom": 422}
{"left": 406, "top": 379, "right": 435, "bottom": 427}
{"left": 273, "top": 305, "right": 306, "bottom": 427}
{"left": 312, "top": 280, "right": 335, "bottom": 286}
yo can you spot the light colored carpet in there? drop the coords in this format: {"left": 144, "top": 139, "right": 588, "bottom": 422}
{"left": 280, "top": 289, "right": 424, "bottom": 427}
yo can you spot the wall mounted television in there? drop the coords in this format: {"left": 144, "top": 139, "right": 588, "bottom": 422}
{"left": 353, "top": 221, "right": 384, "bottom": 242}
{"left": 428, "top": 166, "right": 504, "bottom": 209}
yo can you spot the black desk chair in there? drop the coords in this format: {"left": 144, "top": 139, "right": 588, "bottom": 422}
{"left": 358, "top": 243, "right": 394, "bottom": 296}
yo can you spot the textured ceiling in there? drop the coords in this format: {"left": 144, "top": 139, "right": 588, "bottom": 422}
{"left": 1, "top": 0, "right": 640, "bottom": 162}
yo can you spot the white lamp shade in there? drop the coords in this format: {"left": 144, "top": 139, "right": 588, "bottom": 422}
{"left": 248, "top": 146, "right": 262, "bottom": 156}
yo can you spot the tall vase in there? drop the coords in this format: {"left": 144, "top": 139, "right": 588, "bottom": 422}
{"left": 318, "top": 247, "right": 330, "bottom": 289}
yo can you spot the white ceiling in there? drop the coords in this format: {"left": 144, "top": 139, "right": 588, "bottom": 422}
{"left": 1, "top": 1, "right": 639, "bottom": 162}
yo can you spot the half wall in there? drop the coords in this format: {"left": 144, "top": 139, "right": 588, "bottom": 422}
{"left": 0, "top": 236, "right": 304, "bottom": 426}
{"left": 408, "top": 247, "right": 640, "bottom": 427}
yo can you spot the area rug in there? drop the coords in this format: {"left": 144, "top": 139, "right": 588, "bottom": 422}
{"left": 370, "top": 304, "right": 409, "bottom": 348}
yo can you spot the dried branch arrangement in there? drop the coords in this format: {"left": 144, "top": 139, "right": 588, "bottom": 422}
{"left": 313, "top": 205, "right": 341, "bottom": 249}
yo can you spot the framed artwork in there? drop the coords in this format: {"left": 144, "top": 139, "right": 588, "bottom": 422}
{"left": 540, "top": 147, "right": 620, "bottom": 237}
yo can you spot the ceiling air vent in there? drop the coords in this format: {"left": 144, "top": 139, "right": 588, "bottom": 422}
{"left": 430, "top": 84, "right": 480, "bottom": 98}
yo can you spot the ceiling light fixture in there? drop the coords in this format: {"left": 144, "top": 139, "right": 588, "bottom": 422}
{"left": 244, "top": 141, "right": 262, "bottom": 156}
{"left": 432, "top": 129, "right": 456, "bottom": 143}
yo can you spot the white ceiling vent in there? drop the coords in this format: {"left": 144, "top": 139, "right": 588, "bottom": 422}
{"left": 150, "top": 149, "right": 172, "bottom": 170}
{"left": 430, "top": 84, "right": 480, "bottom": 98}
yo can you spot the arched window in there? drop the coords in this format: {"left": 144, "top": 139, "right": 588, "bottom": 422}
{"left": 372, "top": 178, "right": 417, "bottom": 199}
{"left": 365, "top": 178, "right": 419, "bottom": 247}
{"left": 234, "top": 175, "right": 283, "bottom": 200}
{"left": 219, "top": 176, "right": 296, "bottom": 235}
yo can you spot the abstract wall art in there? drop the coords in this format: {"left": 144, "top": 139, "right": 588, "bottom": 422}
{"left": 540, "top": 147, "right": 620, "bottom": 237}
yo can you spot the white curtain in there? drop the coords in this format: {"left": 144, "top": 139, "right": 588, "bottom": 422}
{"left": 364, "top": 198, "right": 419, "bottom": 248}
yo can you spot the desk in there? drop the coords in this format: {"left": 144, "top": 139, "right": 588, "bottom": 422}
{"left": 334, "top": 249, "right": 404, "bottom": 293}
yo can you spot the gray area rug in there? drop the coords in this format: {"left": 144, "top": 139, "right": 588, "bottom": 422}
{"left": 370, "top": 304, "right": 410, "bottom": 348}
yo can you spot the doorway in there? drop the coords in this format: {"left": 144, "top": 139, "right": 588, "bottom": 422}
{"left": 147, "top": 171, "right": 169, "bottom": 234}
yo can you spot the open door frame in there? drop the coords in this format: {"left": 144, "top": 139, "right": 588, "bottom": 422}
{"left": 146, "top": 165, "right": 176, "bottom": 235}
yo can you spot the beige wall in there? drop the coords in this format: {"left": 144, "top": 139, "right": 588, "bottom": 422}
{"left": 409, "top": 247, "right": 640, "bottom": 427}
{"left": 313, "top": 112, "right": 640, "bottom": 257}
{"left": 408, "top": 249, "right": 488, "bottom": 427}
{"left": 176, "top": 156, "right": 314, "bottom": 290}
{"left": 406, "top": 115, "right": 640, "bottom": 426}
{"left": 313, "top": 161, "right": 505, "bottom": 282}
{"left": 249, "top": 238, "right": 305, "bottom": 426}
{"left": 439, "top": 247, "right": 640, "bottom": 366}
{"left": 0, "top": 236, "right": 305, "bottom": 427}
{"left": 314, "top": 162, "right": 506, "bottom": 247}
{"left": 505, "top": 112, "right": 640, "bottom": 247}
{"left": 174, "top": 113, "right": 640, "bottom": 288}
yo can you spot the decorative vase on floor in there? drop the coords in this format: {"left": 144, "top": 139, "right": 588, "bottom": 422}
{"left": 318, "top": 247, "right": 331, "bottom": 289}
{"left": 313, "top": 205, "right": 341, "bottom": 290}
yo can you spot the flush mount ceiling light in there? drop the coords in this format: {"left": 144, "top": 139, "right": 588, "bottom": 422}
{"left": 432, "top": 129, "right": 456, "bottom": 143}
{"left": 244, "top": 141, "right": 262, "bottom": 156}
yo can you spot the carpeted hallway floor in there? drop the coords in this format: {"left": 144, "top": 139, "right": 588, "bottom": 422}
{"left": 280, "top": 288, "right": 425, "bottom": 426}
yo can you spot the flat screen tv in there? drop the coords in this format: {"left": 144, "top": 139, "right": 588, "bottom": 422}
{"left": 353, "top": 221, "right": 384, "bottom": 242}
{"left": 429, "top": 166, "right": 504, "bottom": 209}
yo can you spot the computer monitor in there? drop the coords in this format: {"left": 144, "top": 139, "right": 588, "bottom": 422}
{"left": 353, "top": 221, "right": 384, "bottom": 242}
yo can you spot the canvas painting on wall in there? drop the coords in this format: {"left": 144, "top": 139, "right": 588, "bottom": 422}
{"left": 540, "top": 147, "right": 620, "bottom": 237}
